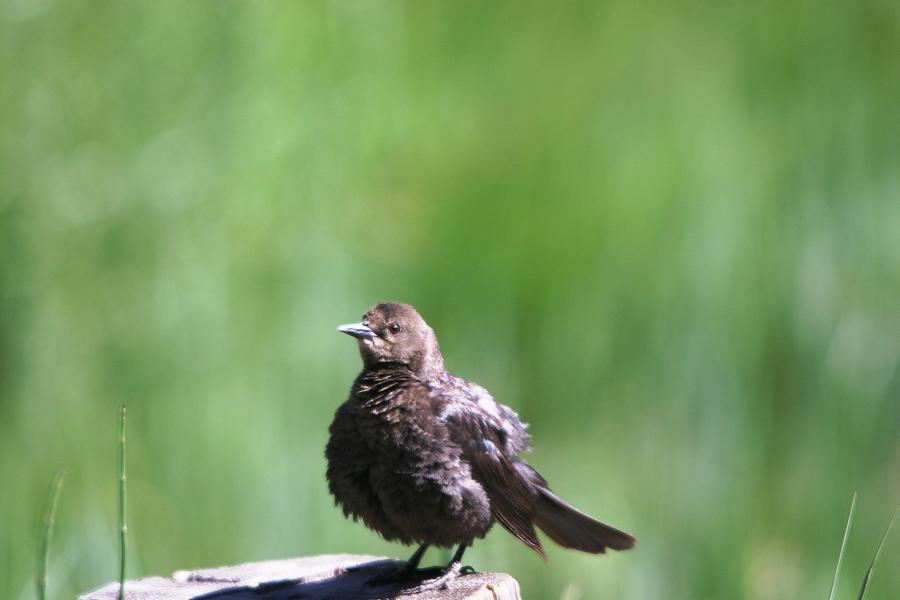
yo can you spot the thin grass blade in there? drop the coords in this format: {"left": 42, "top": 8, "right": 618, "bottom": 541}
{"left": 829, "top": 491, "right": 857, "bottom": 600}
{"left": 118, "top": 404, "right": 127, "bottom": 600}
{"left": 857, "top": 501, "right": 900, "bottom": 600}
{"left": 36, "top": 469, "right": 65, "bottom": 600}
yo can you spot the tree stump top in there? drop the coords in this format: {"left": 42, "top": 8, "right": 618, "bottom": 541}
{"left": 79, "top": 554, "right": 521, "bottom": 600}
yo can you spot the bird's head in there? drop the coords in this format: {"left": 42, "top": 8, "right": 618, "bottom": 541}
{"left": 337, "top": 302, "right": 444, "bottom": 374}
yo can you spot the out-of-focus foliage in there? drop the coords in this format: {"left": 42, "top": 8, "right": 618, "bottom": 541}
{"left": 1, "top": 2, "right": 898, "bottom": 598}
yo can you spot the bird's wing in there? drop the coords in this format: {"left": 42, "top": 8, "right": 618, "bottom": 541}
{"left": 440, "top": 384, "right": 636, "bottom": 556}
{"left": 440, "top": 392, "right": 546, "bottom": 558}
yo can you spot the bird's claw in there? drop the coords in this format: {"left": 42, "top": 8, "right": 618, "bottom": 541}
{"left": 365, "top": 561, "right": 474, "bottom": 593}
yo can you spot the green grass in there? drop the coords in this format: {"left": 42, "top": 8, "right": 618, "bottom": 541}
{"left": 2, "top": 2, "right": 898, "bottom": 598}
{"left": 829, "top": 493, "right": 856, "bottom": 600}
{"left": 118, "top": 404, "right": 127, "bottom": 600}
{"left": 36, "top": 470, "right": 65, "bottom": 600}
{"left": 857, "top": 503, "right": 899, "bottom": 600}
{"left": 827, "top": 494, "right": 900, "bottom": 600}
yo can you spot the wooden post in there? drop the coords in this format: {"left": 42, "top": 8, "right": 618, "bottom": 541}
{"left": 79, "top": 554, "right": 521, "bottom": 600}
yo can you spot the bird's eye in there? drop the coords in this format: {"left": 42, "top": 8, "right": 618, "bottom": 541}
{"left": 388, "top": 322, "right": 401, "bottom": 334}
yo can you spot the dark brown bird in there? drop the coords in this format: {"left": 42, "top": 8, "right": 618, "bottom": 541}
{"left": 326, "top": 302, "right": 635, "bottom": 587}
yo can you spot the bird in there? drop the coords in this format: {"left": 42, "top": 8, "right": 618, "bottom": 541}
{"left": 326, "top": 302, "right": 635, "bottom": 589}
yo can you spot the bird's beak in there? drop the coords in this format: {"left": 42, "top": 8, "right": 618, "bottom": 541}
{"left": 337, "top": 322, "right": 377, "bottom": 339}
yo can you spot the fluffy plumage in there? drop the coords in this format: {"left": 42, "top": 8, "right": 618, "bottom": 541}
{"left": 325, "top": 302, "right": 635, "bottom": 573}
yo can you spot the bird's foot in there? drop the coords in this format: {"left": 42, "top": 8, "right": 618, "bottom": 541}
{"left": 364, "top": 552, "right": 477, "bottom": 592}
{"left": 392, "top": 561, "right": 475, "bottom": 595}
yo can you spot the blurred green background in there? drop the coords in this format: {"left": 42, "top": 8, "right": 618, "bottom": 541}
{"left": 2, "top": 1, "right": 898, "bottom": 598}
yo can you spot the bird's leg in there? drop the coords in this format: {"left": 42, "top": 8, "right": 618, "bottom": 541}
{"left": 404, "top": 543, "right": 430, "bottom": 571}
{"left": 363, "top": 544, "right": 430, "bottom": 586}
{"left": 365, "top": 543, "right": 478, "bottom": 590}
{"left": 444, "top": 542, "right": 467, "bottom": 573}
{"left": 444, "top": 543, "right": 476, "bottom": 575}
{"left": 393, "top": 543, "right": 474, "bottom": 593}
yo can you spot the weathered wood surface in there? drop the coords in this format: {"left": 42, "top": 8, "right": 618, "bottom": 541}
{"left": 79, "top": 554, "right": 521, "bottom": 600}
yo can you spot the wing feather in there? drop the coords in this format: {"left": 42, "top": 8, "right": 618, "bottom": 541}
{"left": 442, "top": 394, "right": 546, "bottom": 558}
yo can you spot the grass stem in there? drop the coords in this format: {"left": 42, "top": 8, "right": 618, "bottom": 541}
{"left": 37, "top": 469, "right": 65, "bottom": 600}
{"left": 118, "top": 404, "right": 127, "bottom": 600}
{"left": 829, "top": 491, "right": 857, "bottom": 600}
{"left": 857, "top": 501, "right": 900, "bottom": 599}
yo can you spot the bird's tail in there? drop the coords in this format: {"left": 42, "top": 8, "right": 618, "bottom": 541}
{"left": 532, "top": 486, "right": 636, "bottom": 553}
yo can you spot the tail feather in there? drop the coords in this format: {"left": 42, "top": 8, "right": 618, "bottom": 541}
{"left": 533, "top": 487, "right": 636, "bottom": 553}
